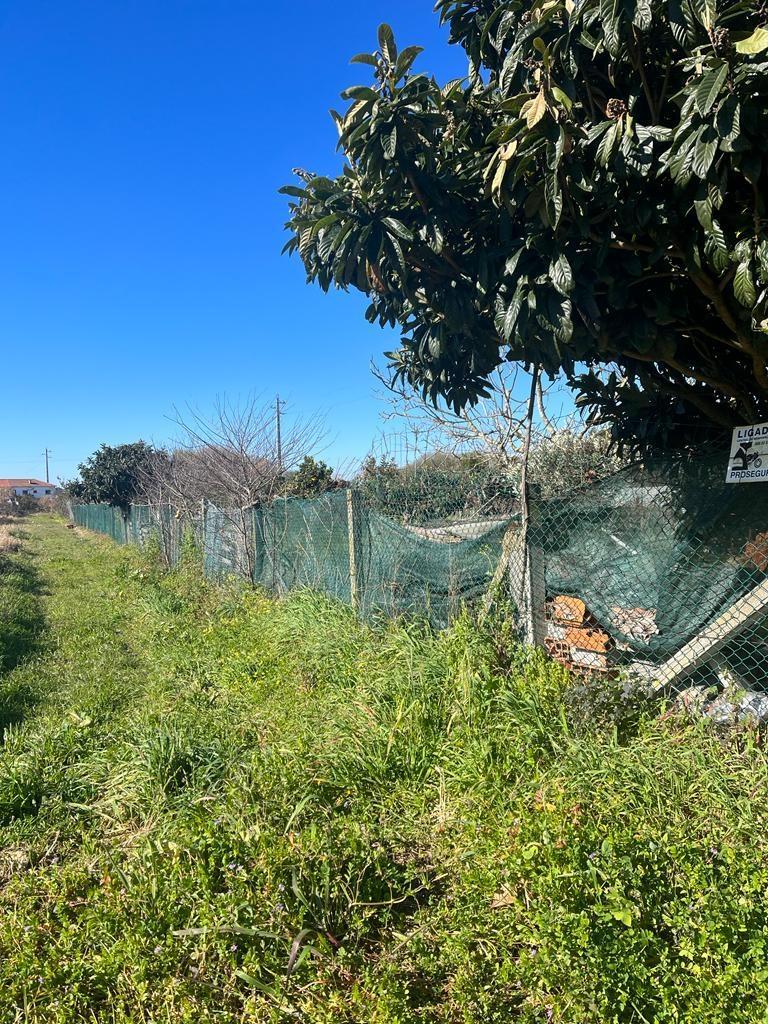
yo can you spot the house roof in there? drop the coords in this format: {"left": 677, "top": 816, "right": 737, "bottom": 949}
{"left": 0, "top": 478, "right": 54, "bottom": 488}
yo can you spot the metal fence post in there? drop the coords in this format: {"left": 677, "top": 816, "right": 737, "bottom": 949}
{"left": 346, "top": 488, "right": 361, "bottom": 613}
{"left": 270, "top": 499, "right": 281, "bottom": 595}
{"left": 200, "top": 498, "right": 207, "bottom": 573}
{"left": 524, "top": 489, "right": 547, "bottom": 648}
{"left": 251, "top": 506, "right": 260, "bottom": 585}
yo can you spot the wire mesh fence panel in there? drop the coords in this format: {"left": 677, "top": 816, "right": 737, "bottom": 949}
{"left": 157, "top": 505, "right": 179, "bottom": 566}
{"left": 126, "top": 505, "right": 153, "bottom": 547}
{"left": 72, "top": 503, "right": 199, "bottom": 566}
{"left": 359, "top": 504, "right": 514, "bottom": 628}
{"left": 72, "top": 504, "right": 127, "bottom": 543}
{"left": 529, "top": 455, "right": 768, "bottom": 692}
{"left": 202, "top": 504, "right": 250, "bottom": 581}
{"left": 70, "top": 451, "right": 768, "bottom": 692}
{"left": 254, "top": 492, "right": 353, "bottom": 601}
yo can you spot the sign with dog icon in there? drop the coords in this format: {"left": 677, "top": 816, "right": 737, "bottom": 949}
{"left": 727, "top": 424, "right": 768, "bottom": 483}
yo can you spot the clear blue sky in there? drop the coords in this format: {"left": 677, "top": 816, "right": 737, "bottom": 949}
{"left": 0, "top": 1, "right": 468, "bottom": 482}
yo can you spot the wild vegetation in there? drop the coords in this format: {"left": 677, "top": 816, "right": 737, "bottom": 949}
{"left": 0, "top": 515, "right": 767, "bottom": 1021}
{"left": 0, "top": 490, "right": 45, "bottom": 518}
{"left": 0, "top": 520, "right": 44, "bottom": 682}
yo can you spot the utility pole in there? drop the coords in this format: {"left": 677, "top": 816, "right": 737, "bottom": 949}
{"left": 43, "top": 448, "right": 51, "bottom": 483}
{"left": 275, "top": 395, "right": 283, "bottom": 473}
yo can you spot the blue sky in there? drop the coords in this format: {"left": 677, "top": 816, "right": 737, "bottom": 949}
{"left": 0, "top": 1, "right": 468, "bottom": 482}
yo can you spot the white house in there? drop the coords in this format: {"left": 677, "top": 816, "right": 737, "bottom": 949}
{"left": 0, "top": 478, "right": 57, "bottom": 498}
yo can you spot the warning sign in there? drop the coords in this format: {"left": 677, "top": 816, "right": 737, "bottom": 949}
{"left": 727, "top": 423, "right": 768, "bottom": 483}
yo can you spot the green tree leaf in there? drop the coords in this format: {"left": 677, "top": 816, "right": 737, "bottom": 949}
{"left": 550, "top": 254, "right": 574, "bottom": 294}
{"left": 691, "top": 0, "right": 717, "bottom": 31}
{"left": 383, "top": 124, "right": 398, "bottom": 160}
{"left": 734, "top": 261, "right": 757, "bottom": 308}
{"left": 596, "top": 121, "right": 620, "bottom": 166}
{"left": 694, "top": 193, "right": 714, "bottom": 230}
{"left": 524, "top": 88, "right": 549, "bottom": 128}
{"left": 694, "top": 62, "right": 728, "bottom": 116}
{"left": 381, "top": 217, "right": 413, "bottom": 242}
{"left": 600, "top": 0, "right": 622, "bottom": 56}
{"left": 378, "top": 23, "right": 397, "bottom": 63}
{"left": 502, "top": 284, "right": 525, "bottom": 340}
{"left": 691, "top": 131, "right": 719, "bottom": 178}
{"left": 545, "top": 173, "right": 563, "bottom": 227}
{"left": 396, "top": 45, "right": 424, "bottom": 79}
{"left": 736, "top": 27, "right": 768, "bottom": 54}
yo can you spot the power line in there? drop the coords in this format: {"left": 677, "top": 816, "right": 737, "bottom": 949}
{"left": 0, "top": 455, "right": 79, "bottom": 465}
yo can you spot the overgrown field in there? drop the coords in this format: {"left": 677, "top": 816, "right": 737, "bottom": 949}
{"left": 1, "top": 516, "right": 768, "bottom": 1022}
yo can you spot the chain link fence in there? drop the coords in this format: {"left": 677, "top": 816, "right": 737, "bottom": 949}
{"left": 70, "top": 452, "right": 768, "bottom": 696}
{"left": 71, "top": 487, "right": 514, "bottom": 630}
{"left": 509, "top": 453, "right": 768, "bottom": 700}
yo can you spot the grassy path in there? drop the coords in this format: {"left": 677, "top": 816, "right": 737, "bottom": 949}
{"left": 1, "top": 516, "right": 768, "bottom": 1022}
{"left": 1, "top": 517, "right": 155, "bottom": 735}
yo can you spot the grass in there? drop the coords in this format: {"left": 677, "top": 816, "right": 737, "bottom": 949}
{"left": 0, "top": 525, "right": 24, "bottom": 554}
{"left": 0, "top": 516, "right": 768, "bottom": 1021}
{"left": 0, "top": 519, "right": 45, "bottom": 689}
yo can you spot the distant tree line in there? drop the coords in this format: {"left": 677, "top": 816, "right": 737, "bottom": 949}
{"left": 65, "top": 447, "right": 342, "bottom": 510}
{"left": 65, "top": 421, "right": 621, "bottom": 527}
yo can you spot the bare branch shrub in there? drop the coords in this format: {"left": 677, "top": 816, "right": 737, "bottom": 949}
{"left": 377, "top": 364, "right": 628, "bottom": 497}
{"left": 0, "top": 488, "right": 41, "bottom": 518}
{"left": 376, "top": 363, "right": 555, "bottom": 475}
{"left": 141, "top": 396, "right": 327, "bottom": 578}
